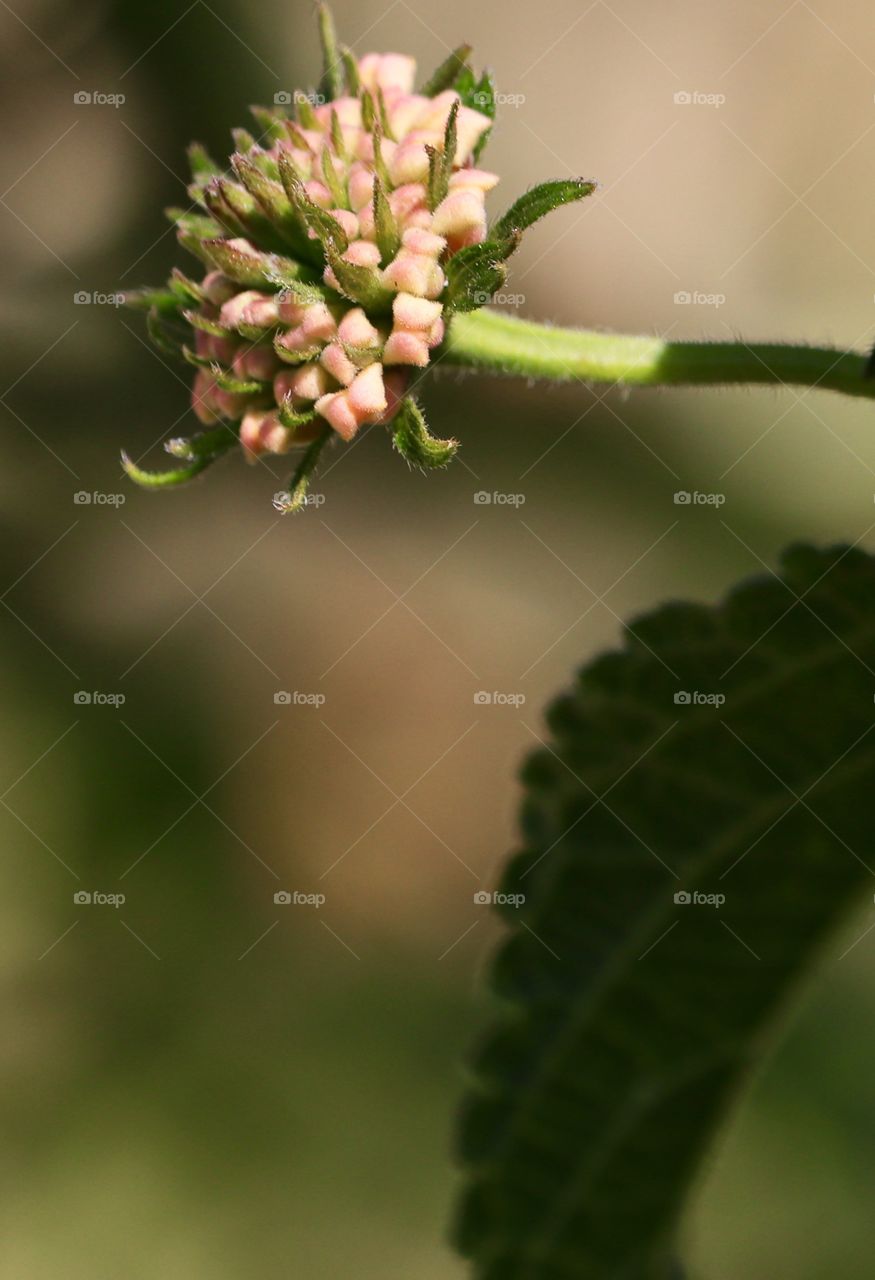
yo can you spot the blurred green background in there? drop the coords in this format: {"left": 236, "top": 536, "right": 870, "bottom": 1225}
{"left": 2, "top": 0, "right": 875, "bottom": 1275}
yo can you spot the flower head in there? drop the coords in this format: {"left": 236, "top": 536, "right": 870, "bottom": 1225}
{"left": 124, "top": 5, "right": 596, "bottom": 511}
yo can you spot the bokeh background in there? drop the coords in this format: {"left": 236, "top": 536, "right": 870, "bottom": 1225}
{"left": 2, "top": 0, "right": 875, "bottom": 1276}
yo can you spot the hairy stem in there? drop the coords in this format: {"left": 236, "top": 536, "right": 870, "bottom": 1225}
{"left": 444, "top": 309, "right": 874, "bottom": 401}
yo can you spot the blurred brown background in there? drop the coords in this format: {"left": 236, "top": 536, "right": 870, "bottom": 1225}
{"left": 2, "top": 1, "right": 875, "bottom": 1276}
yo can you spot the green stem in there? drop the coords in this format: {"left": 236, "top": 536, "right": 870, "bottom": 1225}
{"left": 444, "top": 309, "right": 875, "bottom": 402}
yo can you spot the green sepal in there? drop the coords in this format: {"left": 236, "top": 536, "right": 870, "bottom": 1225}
{"left": 146, "top": 307, "right": 187, "bottom": 360}
{"left": 329, "top": 109, "right": 348, "bottom": 162}
{"left": 421, "top": 45, "right": 473, "bottom": 97}
{"left": 122, "top": 432, "right": 237, "bottom": 489}
{"left": 278, "top": 152, "right": 349, "bottom": 254}
{"left": 248, "top": 105, "right": 290, "bottom": 144}
{"left": 470, "top": 71, "right": 496, "bottom": 160}
{"left": 341, "top": 47, "right": 360, "bottom": 95}
{"left": 202, "top": 180, "right": 250, "bottom": 238}
{"left": 273, "top": 335, "right": 323, "bottom": 365}
{"left": 123, "top": 286, "right": 182, "bottom": 314}
{"left": 272, "top": 424, "right": 334, "bottom": 514}
{"left": 426, "top": 100, "right": 459, "bottom": 211}
{"left": 231, "top": 152, "right": 311, "bottom": 254}
{"left": 320, "top": 146, "right": 348, "bottom": 209}
{"left": 277, "top": 395, "right": 318, "bottom": 431}
{"left": 199, "top": 239, "right": 323, "bottom": 294}
{"left": 231, "top": 127, "right": 258, "bottom": 154}
{"left": 443, "top": 237, "right": 516, "bottom": 312}
{"left": 182, "top": 344, "right": 213, "bottom": 370}
{"left": 169, "top": 268, "right": 205, "bottom": 306}
{"left": 183, "top": 309, "right": 232, "bottom": 338}
{"left": 391, "top": 397, "right": 458, "bottom": 469}
{"left": 296, "top": 94, "right": 319, "bottom": 131}
{"left": 165, "top": 424, "right": 238, "bottom": 460}
{"left": 325, "top": 245, "right": 393, "bottom": 312}
{"left": 317, "top": 3, "right": 343, "bottom": 102}
{"left": 491, "top": 178, "right": 597, "bottom": 251}
{"left": 210, "top": 365, "right": 268, "bottom": 395}
{"left": 373, "top": 175, "right": 400, "bottom": 263}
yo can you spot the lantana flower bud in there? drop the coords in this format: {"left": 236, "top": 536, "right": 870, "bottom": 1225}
{"left": 124, "top": 4, "right": 597, "bottom": 508}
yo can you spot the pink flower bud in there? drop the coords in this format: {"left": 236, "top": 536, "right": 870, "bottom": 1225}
{"left": 383, "top": 330, "right": 430, "bottom": 367}
{"left": 274, "top": 362, "right": 330, "bottom": 404}
{"left": 233, "top": 345, "right": 280, "bottom": 381}
{"left": 320, "top": 342, "right": 358, "bottom": 387}
{"left": 392, "top": 292, "right": 443, "bottom": 331}
{"left": 328, "top": 208, "right": 360, "bottom": 240}
{"left": 383, "top": 250, "right": 445, "bottom": 299}
{"left": 431, "top": 189, "right": 488, "bottom": 242}
{"left": 389, "top": 134, "right": 436, "bottom": 186}
{"left": 348, "top": 362, "right": 388, "bottom": 418}
{"left": 220, "top": 290, "right": 279, "bottom": 331}
{"left": 314, "top": 391, "right": 358, "bottom": 441}
{"left": 201, "top": 271, "right": 237, "bottom": 305}
{"left": 240, "top": 409, "right": 294, "bottom": 461}
{"left": 304, "top": 181, "right": 332, "bottom": 208}
{"left": 357, "top": 53, "right": 416, "bottom": 98}
{"left": 338, "top": 307, "right": 381, "bottom": 348}
{"left": 300, "top": 302, "right": 337, "bottom": 342}
{"left": 401, "top": 227, "right": 446, "bottom": 258}
{"left": 375, "top": 368, "right": 411, "bottom": 424}
{"left": 342, "top": 238, "right": 382, "bottom": 268}
{"left": 347, "top": 165, "right": 375, "bottom": 212}
{"left": 449, "top": 168, "right": 500, "bottom": 194}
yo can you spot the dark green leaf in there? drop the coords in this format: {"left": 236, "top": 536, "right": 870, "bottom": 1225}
{"left": 455, "top": 542, "right": 875, "bottom": 1279}
{"left": 444, "top": 239, "right": 513, "bottom": 313}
